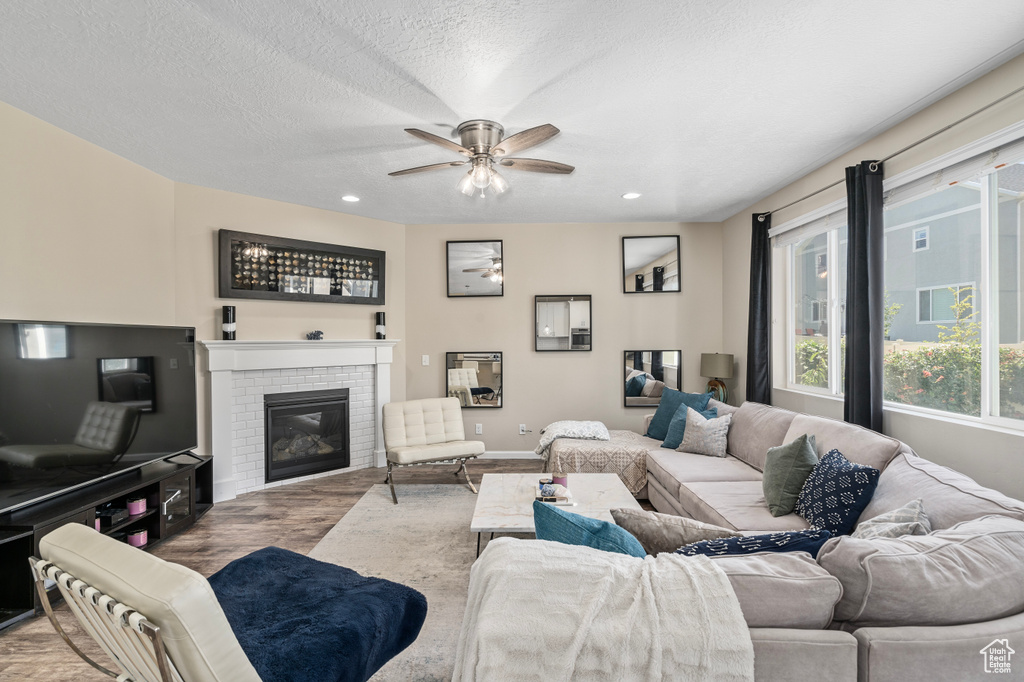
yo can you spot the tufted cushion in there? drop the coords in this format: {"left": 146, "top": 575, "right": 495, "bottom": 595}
{"left": 383, "top": 398, "right": 467, "bottom": 449}
{"left": 74, "top": 401, "right": 139, "bottom": 453}
{"left": 447, "top": 367, "right": 479, "bottom": 389}
{"left": 41, "top": 523, "right": 262, "bottom": 682}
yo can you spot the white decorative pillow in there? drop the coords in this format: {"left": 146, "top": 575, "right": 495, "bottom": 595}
{"left": 677, "top": 407, "right": 732, "bottom": 458}
{"left": 852, "top": 498, "right": 931, "bottom": 539}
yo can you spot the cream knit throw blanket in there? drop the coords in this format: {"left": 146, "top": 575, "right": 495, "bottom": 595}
{"left": 453, "top": 538, "right": 754, "bottom": 682}
{"left": 534, "top": 420, "right": 611, "bottom": 461}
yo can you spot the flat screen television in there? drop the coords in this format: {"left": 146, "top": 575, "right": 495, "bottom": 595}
{"left": 0, "top": 320, "right": 197, "bottom": 515}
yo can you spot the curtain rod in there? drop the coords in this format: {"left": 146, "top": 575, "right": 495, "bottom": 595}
{"left": 757, "top": 82, "right": 1024, "bottom": 223}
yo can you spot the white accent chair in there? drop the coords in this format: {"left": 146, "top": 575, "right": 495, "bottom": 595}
{"left": 382, "top": 397, "right": 485, "bottom": 504}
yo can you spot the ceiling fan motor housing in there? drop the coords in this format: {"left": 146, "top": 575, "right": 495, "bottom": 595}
{"left": 456, "top": 120, "right": 504, "bottom": 155}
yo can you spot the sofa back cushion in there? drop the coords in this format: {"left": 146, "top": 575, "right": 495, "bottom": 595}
{"left": 710, "top": 552, "right": 842, "bottom": 629}
{"left": 817, "top": 515, "right": 1024, "bottom": 627}
{"left": 857, "top": 453, "right": 1024, "bottom": 530}
{"left": 727, "top": 402, "right": 797, "bottom": 472}
{"left": 782, "top": 414, "right": 901, "bottom": 472}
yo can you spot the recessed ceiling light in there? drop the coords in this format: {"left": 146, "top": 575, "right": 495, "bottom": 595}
{"left": 342, "top": 195, "right": 360, "bottom": 202}
{"left": 621, "top": 192, "right": 641, "bottom": 199}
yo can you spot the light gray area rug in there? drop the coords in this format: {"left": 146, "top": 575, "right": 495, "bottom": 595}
{"left": 309, "top": 484, "right": 521, "bottom": 681}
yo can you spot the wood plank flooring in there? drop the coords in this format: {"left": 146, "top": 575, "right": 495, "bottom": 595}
{"left": 0, "top": 459, "right": 543, "bottom": 681}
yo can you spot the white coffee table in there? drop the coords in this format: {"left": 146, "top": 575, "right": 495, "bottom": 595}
{"left": 470, "top": 473, "right": 642, "bottom": 555}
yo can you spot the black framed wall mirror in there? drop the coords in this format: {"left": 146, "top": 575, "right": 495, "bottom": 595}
{"left": 446, "top": 352, "right": 502, "bottom": 408}
{"left": 446, "top": 240, "right": 503, "bottom": 297}
{"left": 624, "top": 350, "right": 681, "bottom": 407}
{"left": 535, "top": 295, "right": 591, "bottom": 351}
{"left": 622, "top": 236, "right": 680, "bottom": 293}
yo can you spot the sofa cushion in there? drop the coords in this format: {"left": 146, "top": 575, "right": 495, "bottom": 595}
{"left": 727, "top": 402, "right": 797, "bottom": 472}
{"left": 857, "top": 453, "right": 1024, "bottom": 531}
{"left": 625, "top": 373, "right": 646, "bottom": 397}
{"left": 817, "top": 515, "right": 1024, "bottom": 627}
{"left": 783, "top": 413, "right": 901, "bottom": 471}
{"left": 707, "top": 398, "right": 739, "bottom": 417}
{"left": 532, "top": 500, "right": 646, "bottom": 558}
{"left": 676, "top": 529, "right": 832, "bottom": 558}
{"left": 851, "top": 498, "right": 931, "bottom": 540}
{"left": 710, "top": 552, "right": 843, "bottom": 629}
{"left": 794, "top": 449, "right": 880, "bottom": 536}
{"left": 610, "top": 507, "right": 740, "bottom": 555}
{"left": 762, "top": 433, "right": 818, "bottom": 517}
{"left": 646, "top": 448, "right": 763, "bottom": 504}
{"left": 661, "top": 405, "right": 717, "bottom": 450}
{"left": 645, "top": 389, "right": 712, "bottom": 441}
{"left": 678, "top": 408, "right": 732, "bottom": 457}
{"left": 387, "top": 439, "right": 485, "bottom": 464}
{"left": 678, "top": 481, "right": 811, "bottom": 532}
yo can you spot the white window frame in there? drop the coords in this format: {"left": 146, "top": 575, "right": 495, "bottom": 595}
{"left": 916, "top": 282, "right": 975, "bottom": 324}
{"left": 913, "top": 225, "right": 930, "bottom": 252}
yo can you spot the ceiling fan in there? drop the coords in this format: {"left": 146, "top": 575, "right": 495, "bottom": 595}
{"left": 388, "top": 120, "right": 574, "bottom": 196}
{"left": 462, "top": 255, "right": 502, "bottom": 282}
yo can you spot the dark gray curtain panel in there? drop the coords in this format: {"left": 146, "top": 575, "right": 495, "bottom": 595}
{"left": 746, "top": 213, "right": 772, "bottom": 404}
{"left": 844, "top": 161, "right": 885, "bottom": 432}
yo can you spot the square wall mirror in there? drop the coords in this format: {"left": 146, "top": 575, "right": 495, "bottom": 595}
{"left": 624, "top": 350, "right": 681, "bottom": 407}
{"left": 447, "top": 240, "right": 503, "bottom": 297}
{"left": 446, "top": 352, "right": 502, "bottom": 408}
{"left": 622, "top": 236, "right": 680, "bottom": 293}
{"left": 535, "top": 295, "right": 592, "bottom": 351}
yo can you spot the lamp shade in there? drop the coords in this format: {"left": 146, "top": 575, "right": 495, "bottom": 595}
{"left": 700, "top": 353, "right": 734, "bottom": 379}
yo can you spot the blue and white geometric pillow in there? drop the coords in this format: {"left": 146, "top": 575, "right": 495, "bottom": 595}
{"left": 674, "top": 529, "right": 832, "bottom": 558}
{"left": 794, "top": 449, "right": 881, "bottom": 536}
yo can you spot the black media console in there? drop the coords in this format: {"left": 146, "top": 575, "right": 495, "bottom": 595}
{"left": 0, "top": 454, "right": 213, "bottom": 631}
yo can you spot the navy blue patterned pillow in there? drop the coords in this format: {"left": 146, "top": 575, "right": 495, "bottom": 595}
{"left": 675, "top": 529, "right": 832, "bottom": 558}
{"left": 794, "top": 449, "right": 881, "bottom": 536}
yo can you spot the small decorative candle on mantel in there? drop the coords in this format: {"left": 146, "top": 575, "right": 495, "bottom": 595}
{"left": 222, "top": 306, "right": 236, "bottom": 340}
{"left": 375, "top": 311, "right": 386, "bottom": 339}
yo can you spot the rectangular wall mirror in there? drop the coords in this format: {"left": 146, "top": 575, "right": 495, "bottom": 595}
{"left": 624, "top": 350, "right": 681, "bottom": 406}
{"left": 447, "top": 240, "right": 503, "bottom": 297}
{"left": 622, "top": 236, "right": 680, "bottom": 293}
{"left": 535, "top": 295, "right": 592, "bottom": 351}
{"left": 446, "top": 352, "right": 502, "bottom": 408}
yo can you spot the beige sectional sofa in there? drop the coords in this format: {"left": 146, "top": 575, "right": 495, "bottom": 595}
{"left": 642, "top": 400, "right": 1024, "bottom": 682}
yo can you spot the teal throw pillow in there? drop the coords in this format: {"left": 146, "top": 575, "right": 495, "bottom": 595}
{"left": 645, "top": 389, "right": 712, "bottom": 441}
{"left": 625, "top": 373, "right": 647, "bottom": 397}
{"left": 532, "top": 500, "right": 646, "bottom": 557}
{"left": 661, "top": 405, "right": 717, "bottom": 450}
{"left": 762, "top": 433, "right": 818, "bottom": 517}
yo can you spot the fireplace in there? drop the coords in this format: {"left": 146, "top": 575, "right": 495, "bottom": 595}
{"left": 264, "top": 389, "right": 350, "bottom": 483}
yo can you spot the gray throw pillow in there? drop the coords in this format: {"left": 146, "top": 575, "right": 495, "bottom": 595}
{"left": 610, "top": 507, "right": 740, "bottom": 555}
{"left": 762, "top": 433, "right": 818, "bottom": 517}
{"left": 677, "top": 407, "right": 732, "bottom": 457}
{"left": 852, "top": 498, "right": 931, "bottom": 539}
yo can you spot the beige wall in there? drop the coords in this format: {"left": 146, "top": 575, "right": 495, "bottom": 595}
{"left": 0, "top": 101, "right": 407, "bottom": 464}
{"left": 405, "top": 222, "right": 723, "bottom": 452}
{"left": 720, "top": 53, "right": 1024, "bottom": 499}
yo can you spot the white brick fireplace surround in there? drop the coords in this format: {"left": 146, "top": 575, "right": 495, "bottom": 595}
{"left": 201, "top": 340, "right": 397, "bottom": 503}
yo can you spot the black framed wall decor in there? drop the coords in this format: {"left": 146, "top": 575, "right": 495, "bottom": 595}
{"left": 622, "top": 235, "right": 681, "bottom": 294}
{"left": 535, "top": 295, "right": 592, "bottom": 351}
{"left": 446, "top": 240, "right": 503, "bottom": 297}
{"left": 218, "top": 229, "right": 385, "bottom": 305}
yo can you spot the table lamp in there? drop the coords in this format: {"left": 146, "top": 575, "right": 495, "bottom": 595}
{"left": 700, "top": 353, "right": 734, "bottom": 403}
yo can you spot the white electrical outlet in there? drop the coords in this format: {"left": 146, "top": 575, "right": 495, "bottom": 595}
{"left": 169, "top": 358, "right": 178, "bottom": 369}
{"left": 475, "top": 424, "right": 483, "bottom": 435}
{"left": 421, "top": 354, "right": 429, "bottom": 366}
{"left": 519, "top": 424, "right": 527, "bottom": 435}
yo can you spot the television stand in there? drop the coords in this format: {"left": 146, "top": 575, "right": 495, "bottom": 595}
{"left": 0, "top": 453, "right": 213, "bottom": 631}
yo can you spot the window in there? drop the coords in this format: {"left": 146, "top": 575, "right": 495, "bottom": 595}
{"left": 913, "top": 226, "right": 929, "bottom": 251}
{"left": 772, "top": 129, "right": 1024, "bottom": 429}
{"left": 917, "top": 284, "right": 974, "bottom": 324}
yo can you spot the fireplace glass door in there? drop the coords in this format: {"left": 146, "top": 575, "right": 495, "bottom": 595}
{"left": 265, "top": 389, "right": 350, "bottom": 483}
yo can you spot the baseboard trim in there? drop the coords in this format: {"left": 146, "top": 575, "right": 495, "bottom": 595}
{"left": 480, "top": 450, "right": 541, "bottom": 460}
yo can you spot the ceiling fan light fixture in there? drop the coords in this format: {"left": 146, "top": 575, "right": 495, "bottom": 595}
{"left": 489, "top": 169, "right": 509, "bottom": 194}
{"left": 470, "top": 160, "right": 492, "bottom": 189}
{"left": 457, "top": 172, "right": 476, "bottom": 196}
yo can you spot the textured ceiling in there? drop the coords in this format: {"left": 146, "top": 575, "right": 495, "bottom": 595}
{"left": 2, "top": 1, "right": 1024, "bottom": 225}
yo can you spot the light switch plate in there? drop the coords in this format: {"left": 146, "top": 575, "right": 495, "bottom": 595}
{"left": 421, "top": 354, "right": 429, "bottom": 366}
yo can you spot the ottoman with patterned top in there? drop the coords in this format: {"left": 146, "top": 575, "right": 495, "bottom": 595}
{"left": 546, "top": 430, "right": 650, "bottom": 498}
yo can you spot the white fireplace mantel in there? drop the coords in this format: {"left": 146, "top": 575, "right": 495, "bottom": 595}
{"left": 201, "top": 339, "right": 398, "bottom": 502}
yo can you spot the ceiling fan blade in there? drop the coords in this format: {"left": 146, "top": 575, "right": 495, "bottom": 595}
{"left": 404, "top": 128, "right": 473, "bottom": 157}
{"left": 498, "top": 158, "right": 575, "bottom": 174}
{"left": 388, "top": 160, "right": 468, "bottom": 176}
{"left": 462, "top": 268, "right": 492, "bottom": 273}
{"left": 492, "top": 124, "right": 559, "bottom": 156}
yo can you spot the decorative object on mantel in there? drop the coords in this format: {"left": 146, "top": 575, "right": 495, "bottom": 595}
{"left": 218, "top": 229, "right": 385, "bottom": 306}
{"left": 305, "top": 330, "right": 324, "bottom": 340}
{"left": 375, "top": 312, "right": 386, "bottom": 339}
{"left": 222, "top": 306, "right": 236, "bottom": 340}
{"left": 700, "top": 352, "right": 734, "bottom": 403}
